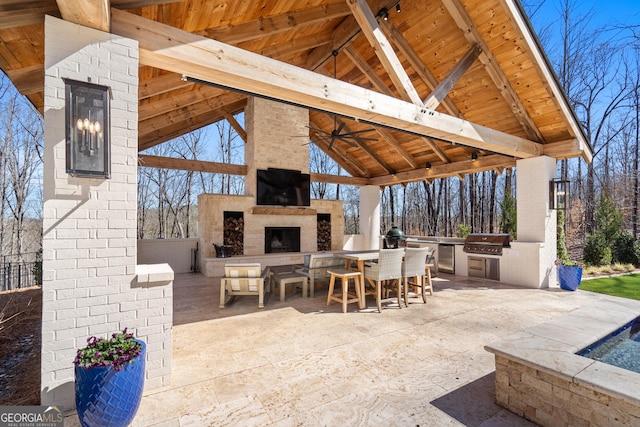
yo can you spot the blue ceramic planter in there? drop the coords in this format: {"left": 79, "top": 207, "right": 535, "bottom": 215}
{"left": 558, "top": 265, "right": 582, "bottom": 291}
{"left": 75, "top": 340, "right": 146, "bottom": 427}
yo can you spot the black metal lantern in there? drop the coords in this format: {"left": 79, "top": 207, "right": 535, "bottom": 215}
{"left": 384, "top": 226, "right": 406, "bottom": 248}
{"left": 64, "top": 79, "right": 111, "bottom": 178}
{"left": 550, "top": 179, "right": 569, "bottom": 210}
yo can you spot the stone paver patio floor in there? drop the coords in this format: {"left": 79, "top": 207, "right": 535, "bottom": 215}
{"left": 66, "top": 271, "right": 616, "bottom": 426}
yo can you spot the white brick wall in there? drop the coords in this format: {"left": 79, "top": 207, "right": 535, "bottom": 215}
{"left": 42, "top": 16, "right": 172, "bottom": 408}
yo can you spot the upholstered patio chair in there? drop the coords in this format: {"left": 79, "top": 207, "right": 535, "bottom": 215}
{"left": 294, "top": 253, "right": 343, "bottom": 297}
{"left": 363, "top": 248, "right": 404, "bottom": 312}
{"left": 220, "top": 263, "right": 270, "bottom": 308}
{"left": 401, "top": 247, "right": 431, "bottom": 304}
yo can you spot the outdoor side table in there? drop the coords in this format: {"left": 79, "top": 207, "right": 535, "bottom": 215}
{"left": 274, "top": 272, "right": 308, "bottom": 301}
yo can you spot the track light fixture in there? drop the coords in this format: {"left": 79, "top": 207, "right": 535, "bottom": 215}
{"left": 471, "top": 152, "right": 478, "bottom": 160}
{"left": 377, "top": 7, "right": 389, "bottom": 21}
{"left": 396, "top": 3, "right": 401, "bottom": 13}
{"left": 425, "top": 162, "right": 431, "bottom": 170}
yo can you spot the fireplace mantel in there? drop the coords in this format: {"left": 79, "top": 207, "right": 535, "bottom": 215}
{"left": 251, "top": 206, "right": 317, "bottom": 216}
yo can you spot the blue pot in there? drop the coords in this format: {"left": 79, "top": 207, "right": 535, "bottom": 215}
{"left": 75, "top": 340, "right": 146, "bottom": 427}
{"left": 558, "top": 265, "right": 582, "bottom": 291}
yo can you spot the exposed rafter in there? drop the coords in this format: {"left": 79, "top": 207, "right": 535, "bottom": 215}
{"left": 370, "top": 154, "right": 516, "bottom": 187}
{"left": 138, "top": 154, "right": 248, "bottom": 175}
{"left": 441, "top": 0, "right": 545, "bottom": 143}
{"left": 222, "top": 111, "right": 247, "bottom": 143}
{"left": 380, "top": 19, "right": 462, "bottom": 118}
{"left": 201, "top": 3, "right": 352, "bottom": 44}
{"left": 56, "top": 0, "right": 109, "bottom": 32}
{"left": 423, "top": 44, "right": 482, "bottom": 110}
{"left": 346, "top": 0, "right": 422, "bottom": 105}
{"left": 111, "top": 8, "right": 542, "bottom": 160}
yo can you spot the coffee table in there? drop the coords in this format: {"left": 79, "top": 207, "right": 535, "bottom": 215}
{"left": 274, "top": 272, "right": 308, "bottom": 301}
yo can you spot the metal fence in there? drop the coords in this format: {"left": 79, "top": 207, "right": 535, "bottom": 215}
{"left": 1, "top": 252, "right": 42, "bottom": 292}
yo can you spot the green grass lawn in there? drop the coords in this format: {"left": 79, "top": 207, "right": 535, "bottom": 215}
{"left": 580, "top": 273, "right": 640, "bottom": 300}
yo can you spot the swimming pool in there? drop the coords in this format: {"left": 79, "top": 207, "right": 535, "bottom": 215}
{"left": 485, "top": 299, "right": 640, "bottom": 427}
{"left": 578, "top": 317, "right": 640, "bottom": 373}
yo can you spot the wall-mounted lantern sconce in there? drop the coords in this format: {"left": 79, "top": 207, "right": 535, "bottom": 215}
{"left": 550, "top": 179, "right": 569, "bottom": 210}
{"left": 64, "top": 78, "right": 111, "bottom": 178}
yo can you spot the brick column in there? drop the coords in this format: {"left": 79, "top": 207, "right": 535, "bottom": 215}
{"left": 360, "top": 186, "right": 381, "bottom": 250}
{"left": 515, "top": 156, "right": 557, "bottom": 287}
{"left": 41, "top": 16, "right": 171, "bottom": 408}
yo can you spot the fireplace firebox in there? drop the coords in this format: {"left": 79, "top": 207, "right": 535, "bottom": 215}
{"left": 265, "top": 227, "right": 301, "bottom": 253}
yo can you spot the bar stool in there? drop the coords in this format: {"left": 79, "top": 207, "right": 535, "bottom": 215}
{"left": 326, "top": 268, "right": 362, "bottom": 313}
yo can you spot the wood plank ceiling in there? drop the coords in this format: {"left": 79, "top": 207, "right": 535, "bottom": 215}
{"left": 0, "top": 0, "right": 592, "bottom": 186}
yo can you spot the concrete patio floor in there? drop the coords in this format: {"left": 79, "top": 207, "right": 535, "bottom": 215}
{"left": 67, "top": 271, "right": 617, "bottom": 426}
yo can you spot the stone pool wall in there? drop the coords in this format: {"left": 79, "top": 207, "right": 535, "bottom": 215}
{"left": 486, "top": 298, "right": 640, "bottom": 427}
{"left": 495, "top": 354, "right": 636, "bottom": 426}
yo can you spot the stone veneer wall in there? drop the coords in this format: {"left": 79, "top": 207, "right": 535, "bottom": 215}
{"left": 198, "top": 195, "right": 344, "bottom": 262}
{"left": 198, "top": 97, "right": 344, "bottom": 271}
{"left": 495, "top": 355, "right": 638, "bottom": 426}
{"left": 42, "top": 16, "right": 172, "bottom": 408}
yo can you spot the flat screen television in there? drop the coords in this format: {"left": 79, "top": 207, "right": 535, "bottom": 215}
{"left": 256, "top": 168, "right": 311, "bottom": 206}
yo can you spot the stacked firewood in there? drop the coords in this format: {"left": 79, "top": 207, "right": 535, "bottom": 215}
{"left": 317, "top": 219, "right": 331, "bottom": 251}
{"left": 223, "top": 216, "right": 244, "bottom": 255}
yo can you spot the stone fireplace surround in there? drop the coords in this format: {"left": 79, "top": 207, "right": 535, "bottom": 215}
{"left": 197, "top": 194, "right": 343, "bottom": 277}
{"left": 197, "top": 97, "right": 344, "bottom": 278}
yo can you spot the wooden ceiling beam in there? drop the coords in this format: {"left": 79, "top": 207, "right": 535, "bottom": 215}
{"left": 222, "top": 111, "right": 246, "bottom": 143}
{"left": 256, "top": 32, "right": 333, "bottom": 59}
{"left": 330, "top": 117, "right": 394, "bottom": 174}
{"left": 111, "top": 0, "right": 182, "bottom": 8}
{"left": 346, "top": 0, "right": 422, "bottom": 105}
{"left": 343, "top": 45, "right": 394, "bottom": 97}
{"left": 138, "top": 154, "right": 248, "bottom": 175}
{"left": 111, "top": 8, "right": 542, "bottom": 159}
{"left": 542, "top": 138, "right": 589, "bottom": 161}
{"left": 139, "top": 93, "right": 246, "bottom": 141}
{"left": 441, "top": 0, "right": 545, "bottom": 143}
{"left": 374, "top": 127, "right": 418, "bottom": 169}
{"left": 5, "top": 64, "right": 43, "bottom": 95}
{"left": 139, "top": 84, "right": 227, "bottom": 121}
{"left": 139, "top": 98, "right": 247, "bottom": 150}
{"left": 56, "top": 0, "right": 109, "bottom": 32}
{"left": 310, "top": 172, "right": 369, "bottom": 186}
{"left": 309, "top": 133, "right": 371, "bottom": 179}
{"left": 139, "top": 72, "right": 190, "bottom": 99}
{"left": 421, "top": 136, "right": 452, "bottom": 163}
{"left": 202, "top": 3, "right": 352, "bottom": 45}
{"left": 380, "top": 19, "right": 462, "bottom": 118}
{"left": 423, "top": 44, "right": 482, "bottom": 110}
{"left": 369, "top": 154, "right": 516, "bottom": 186}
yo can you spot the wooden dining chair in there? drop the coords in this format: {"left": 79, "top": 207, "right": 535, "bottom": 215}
{"left": 363, "top": 248, "right": 404, "bottom": 312}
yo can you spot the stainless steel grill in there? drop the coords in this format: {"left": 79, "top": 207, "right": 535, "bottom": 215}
{"left": 463, "top": 234, "right": 511, "bottom": 255}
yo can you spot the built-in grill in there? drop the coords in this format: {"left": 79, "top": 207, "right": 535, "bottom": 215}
{"left": 463, "top": 233, "right": 511, "bottom": 255}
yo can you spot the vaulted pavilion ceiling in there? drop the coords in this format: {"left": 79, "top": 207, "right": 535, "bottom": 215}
{"left": 0, "top": 0, "right": 592, "bottom": 186}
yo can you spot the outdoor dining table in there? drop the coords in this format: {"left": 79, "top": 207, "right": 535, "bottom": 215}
{"left": 335, "top": 250, "right": 381, "bottom": 309}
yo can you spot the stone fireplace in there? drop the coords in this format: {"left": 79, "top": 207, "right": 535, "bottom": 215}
{"left": 198, "top": 97, "right": 344, "bottom": 277}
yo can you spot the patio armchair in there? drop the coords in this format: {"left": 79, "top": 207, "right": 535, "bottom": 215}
{"left": 295, "top": 253, "right": 343, "bottom": 297}
{"left": 220, "top": 263, "right": 270, "bottom": 308}
{"left": 401, "top": 247, "right": 432, "bottom": 304}
{"left": 363, "top": 248, "right": 404, "bottom": 312}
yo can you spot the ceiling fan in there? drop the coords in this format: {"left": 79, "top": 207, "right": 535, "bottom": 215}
{"left": 308, "top": 115, "right": 378, "bottom": 150}
{"left": 304, "top": 50, "right": 377, "bottom": 150}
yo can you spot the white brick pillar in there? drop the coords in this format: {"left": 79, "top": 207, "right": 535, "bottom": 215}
{"left": 515, "top": 156, "right": 558, "bottom": 287}
{"left": 42, "top": 16, "right": 172, "bottom": 408}
{"left": 360, "top": 186, "right": 381, "bottom": 250}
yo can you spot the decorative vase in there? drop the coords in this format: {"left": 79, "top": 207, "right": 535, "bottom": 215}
{"left": 75, "top": 340, "right": 146, "bottom": 427}
{"left": 558, "top": 265, "right": 582, "bottom": 291}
